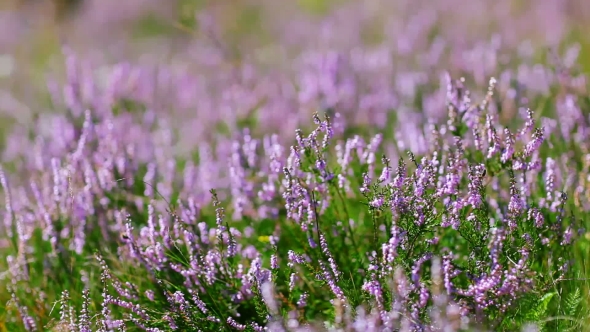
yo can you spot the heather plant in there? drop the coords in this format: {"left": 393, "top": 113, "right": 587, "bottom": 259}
{"left": 2, "top": 2, "right": 590, "bottom": 332}
{"left": 1, "top": 73, "right": 589, "bottom": 331}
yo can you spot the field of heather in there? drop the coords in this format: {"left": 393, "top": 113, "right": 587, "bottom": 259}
{"left": 3, "top": 1, "right": 590, "bottom": 331}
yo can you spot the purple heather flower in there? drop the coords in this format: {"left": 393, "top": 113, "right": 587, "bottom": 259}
{"left": 227, "top": 317, "right": 247, "bottom": 331}
{"left": 527, "top": 208, "right": 544, "bottom": 228}
{"left": 362, "top": 279, "right": 383, "bottom": 304}
{"left": 360, "top": 172, "right": 371, "bottom": 194}
{"left": 501, "top": 128, "right": 515, "bottom": 163}
{"left": 379, "top": 155, "right": 391, "bottom": 183}
{"left": 562, "top": 226, "right": 574, "bottom": 245}
{"left": 370, "top": 196, "right": 384, "bottom": 208}
{"left": 523, "top": 128, "right": 544, "bottom": 158}
{"left": 486, "top": 115, "right": 501, "bottom": 158}
{"left": 288, "top": 250, "right": 306, "bottom": 267}
{"left": 519, "top": 108, "right": 536, "bottom": 138}
{"left": 144, "top": 290, "right": 155, "bottom": 301}
{"left": 507, "top": 174, "right": 525, "bottom": 216}
{"left": 466, "top": 164, "right": 485, "bottom": 208}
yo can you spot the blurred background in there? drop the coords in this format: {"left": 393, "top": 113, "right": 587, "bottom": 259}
{"left": 1, "top": 0, "right": 590, "bottom": 145}
{"left": 2, "top": 0, "right": 590, "bottom": 75}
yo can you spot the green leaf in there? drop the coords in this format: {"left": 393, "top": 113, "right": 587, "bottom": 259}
{"left": 525, "top": 292, "right": 556, "bottom": 330}
{"left": 565, "top": 288, "right": 581, "bottom": 317}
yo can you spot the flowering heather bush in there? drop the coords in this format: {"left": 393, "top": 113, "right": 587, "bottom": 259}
{"left": 2, "top": 2, "right": 590, "bottom": 332}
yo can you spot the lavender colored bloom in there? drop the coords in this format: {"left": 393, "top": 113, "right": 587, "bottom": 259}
{"left": 466, "top": 164, "right": 485, "bottom": 208}
{"left": 227, "top": 317, "right": 247, "bottom": 331}
{"left": 523, "top": 128, "right": 544, "bottom": 158}
{"left": 379, "top": 155, "right": 391, "bottom": 183}
{"left": 501, "top": 128, "right": 515, "bottom": 163}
